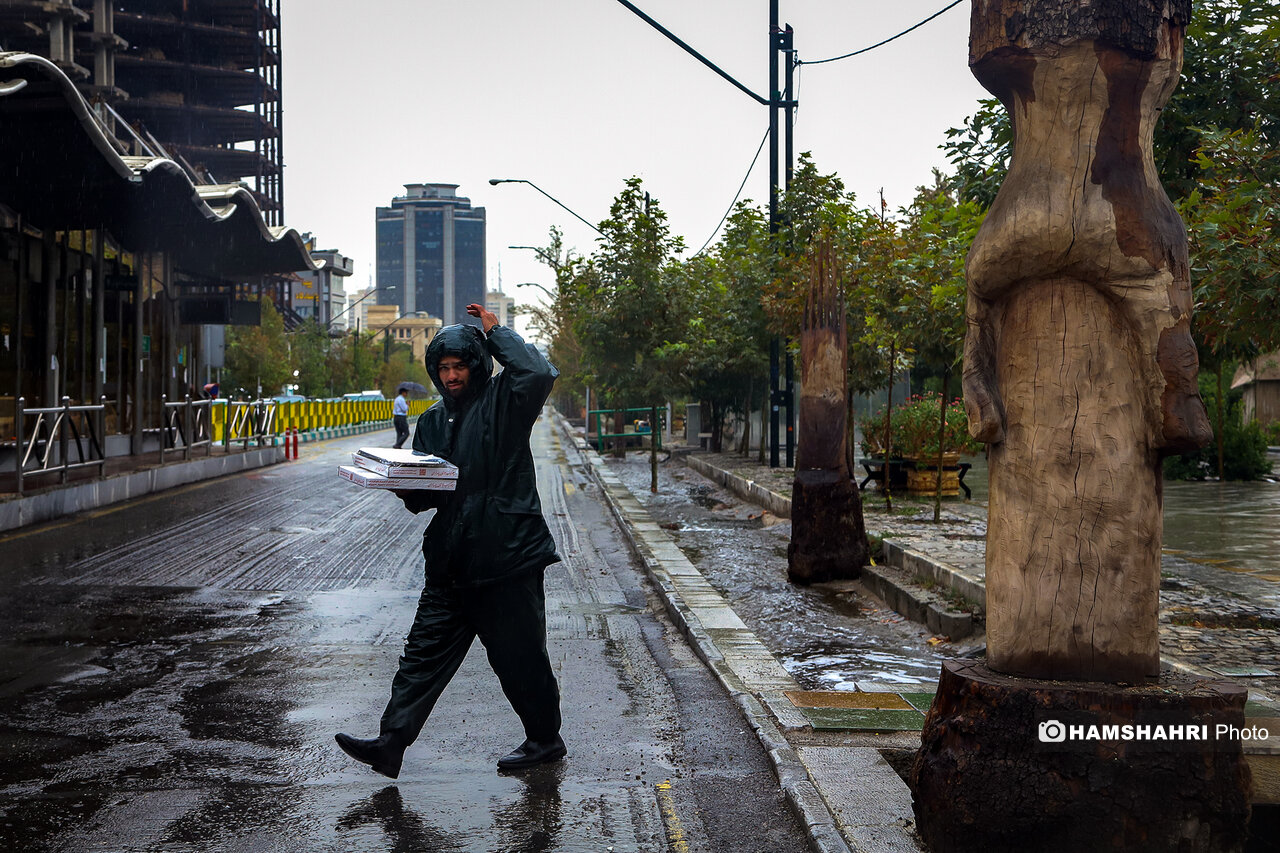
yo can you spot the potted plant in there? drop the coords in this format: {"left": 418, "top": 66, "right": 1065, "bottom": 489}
{"left": 864, "top": 393, "right": 981, "bottom": 495}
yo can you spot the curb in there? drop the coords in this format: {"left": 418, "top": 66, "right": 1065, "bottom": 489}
{"left": 684, "top": 454, "right": 793, "bottom": 518}
{"left": 558, "top": 420, "right": 854, "bottom": 853}
{"left": 680, "top": 455, "right": 987, "bottom": 619}
{"left": 879, "top": 539, "right": 987, "bottom": 610}
{"left": 268, "top": 419, "right": 395, "bottom": 446}
{"left": 861, "top": 564, "right": 975, "bottom": 640}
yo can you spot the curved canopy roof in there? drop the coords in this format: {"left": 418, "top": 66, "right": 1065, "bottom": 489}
{"left": 0, "top": 51, "right": 315, "bottom": 277}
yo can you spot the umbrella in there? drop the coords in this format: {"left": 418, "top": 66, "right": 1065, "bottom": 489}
{"left": 397, "top": 381, "right": 430, "bottom": 395}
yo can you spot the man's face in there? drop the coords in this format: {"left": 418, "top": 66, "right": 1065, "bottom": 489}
{"left": 437, "top": 356, "right": 471, "bottom": 397}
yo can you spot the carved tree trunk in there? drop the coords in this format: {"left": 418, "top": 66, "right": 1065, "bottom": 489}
{"left": 788, "top": 240, "right": 869, "bottom": 584}
{"left": 962, "top": 0, "right": 1212, "bottom": 681}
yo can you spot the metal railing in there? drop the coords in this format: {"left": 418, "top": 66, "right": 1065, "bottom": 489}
{"left": 223, "top": 400, "right": 278, "bottom": 450}
{"left": 589, "top": 407, "right": 667, "bottom": 453}
{"left": 159, "top": 396, "right": 214, "bottom": 463}
{"left": 15, "top": 396, "right": 107, "bottom": 495}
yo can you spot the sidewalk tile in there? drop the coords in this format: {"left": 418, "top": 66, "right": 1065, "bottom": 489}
{"left": 785, "top": 690, "right": 912, "bottom": 710}
{"left": 899, "top": 692, "right": 939, "bottom": 713}
{"left": 799, "top": 707, "right": 926, "bottom": 732}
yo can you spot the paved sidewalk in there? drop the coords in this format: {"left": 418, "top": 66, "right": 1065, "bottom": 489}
{"left": 563, "top": 425, "right": 1280, "bottom": 851}
{"left": 563, "top": 424, "right": 927, "bottom": 853}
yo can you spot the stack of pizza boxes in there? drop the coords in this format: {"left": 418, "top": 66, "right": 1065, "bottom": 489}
{"left": 338, "top": 447, "right": 459, "bottom": 491}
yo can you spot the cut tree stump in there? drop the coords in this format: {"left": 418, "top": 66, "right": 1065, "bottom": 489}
{"left": 910, "top": 661, "right": 1253, "bottom": 853}
{"left": 788, "top": 239, "right": 868, "bottom": 583}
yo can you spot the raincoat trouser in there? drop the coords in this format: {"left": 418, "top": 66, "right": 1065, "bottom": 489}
{"left": 379, "top": 570, "right": 560, "bottom": 745}
{"left": 378, "top": 324, "right": 561, "bottom": 749}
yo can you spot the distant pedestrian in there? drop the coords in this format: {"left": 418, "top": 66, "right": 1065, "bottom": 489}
{"left": 335, "top": 303, "right": 563, "bottom": 778}
{"left": 202, "top": 381, "right": 219, "bottom": 400}
{"left": 392, "top": 387, "right": 410, "bottom": 449}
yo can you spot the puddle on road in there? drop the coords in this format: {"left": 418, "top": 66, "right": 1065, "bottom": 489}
{"left": 785, "top": 648, "right": 947, "bottom": 689}
{"left": 1163, "top": 474, "right": 1280, "bottom": 577}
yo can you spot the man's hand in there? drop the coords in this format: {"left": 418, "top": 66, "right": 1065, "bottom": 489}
{"left": 466, "top": 303, "right": 498, "bottom": 335}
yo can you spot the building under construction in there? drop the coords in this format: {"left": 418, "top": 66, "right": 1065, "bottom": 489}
{"left": 0, "top": 1, "right": 316, "bottom": 487}
{"left": 0, "top": 0, "right": 285, "bottom": 221}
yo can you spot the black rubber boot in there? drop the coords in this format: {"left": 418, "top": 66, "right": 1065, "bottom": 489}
{"left": 497, "top": 735, "right": 566, "bottom": 771}
{"left": 334, "top": 732, "right": 405, "bottom": 779}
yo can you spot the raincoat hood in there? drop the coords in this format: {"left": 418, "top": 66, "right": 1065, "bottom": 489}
{"left": 425, "top": 324, "right": 493, "bottom": 405}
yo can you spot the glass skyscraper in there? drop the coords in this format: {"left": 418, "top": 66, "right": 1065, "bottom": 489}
{"left": 375, "top": 184, "right": 486, "bottom": 325}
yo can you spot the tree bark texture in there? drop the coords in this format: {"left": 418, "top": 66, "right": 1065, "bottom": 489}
{"left": 963, "top": 0, "right": 1212, "bottom": 681}
{"left": 788, "top": 241, "right": 868, "bottom": 584}
{"left": 910, "top": 661, "right": 1252, "bottom": 853}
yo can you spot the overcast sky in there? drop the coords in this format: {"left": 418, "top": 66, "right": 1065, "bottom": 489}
{"left": 282, "top": 0, "right": 988, "bottom": 329}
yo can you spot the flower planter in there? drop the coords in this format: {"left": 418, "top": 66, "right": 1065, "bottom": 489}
{"left": 905, "top": 453, "right": 963, "bottom": 496}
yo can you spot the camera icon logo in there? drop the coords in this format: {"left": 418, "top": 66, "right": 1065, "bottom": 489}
{"left": 1038, "top": 720, "right": 1067, "bottom": 743}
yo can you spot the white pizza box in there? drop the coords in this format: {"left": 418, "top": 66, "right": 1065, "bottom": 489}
{"left": 338, "top": 464, "right": 457, "bottom": 491}
{"left": 352, "top": 447, "right": 459, "bottom": 480}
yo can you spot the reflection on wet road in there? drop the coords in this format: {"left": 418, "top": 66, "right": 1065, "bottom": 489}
{"left": 1163, "top": 474, "right": 1280, "bottom": 580}
{"left": 0, "top": 418, "right": 809, "bottom": 852}
{"left": 946, "top": 451, "right": 1280, "bottom": 588}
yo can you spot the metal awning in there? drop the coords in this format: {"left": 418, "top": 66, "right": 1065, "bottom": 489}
{"left": 0, "top": 51, "right": 314, "bottom": 278}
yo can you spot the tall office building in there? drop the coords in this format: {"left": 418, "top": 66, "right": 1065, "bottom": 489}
{"left": 486, "top": 290, "right": 516, "bottom": 331}
{"left": 375, "top": 183, "right": 485, "bottom": 326}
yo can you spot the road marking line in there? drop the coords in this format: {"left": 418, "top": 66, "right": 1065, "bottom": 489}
{"left": 654, "top": 780, "right": 690, "bottom": 853}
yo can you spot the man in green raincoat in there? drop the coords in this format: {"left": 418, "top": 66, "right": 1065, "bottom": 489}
{"left": 335, "top": 303, "right": 563, "bottom": 777}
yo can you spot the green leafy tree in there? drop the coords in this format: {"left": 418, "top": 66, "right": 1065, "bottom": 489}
{"left": 658, "top": 229, "right": 772, "bottom": 453}
{"left": 574, "top": 178, "right": 687, "bottom": 432}
{"left": 289, "top": 319, "right": 330, "bottom": 397}
{"left": 224, "top": 296, "right": 290, "bottom": 398}
{"left": 895, "top": 174, "right": 986, "bottom": 519}
{"left": 378, "top": 344, "right": 432, "bottom": 399}
{"left": 326, "top": 330, "right": 380, "bottom": 396}
{"left": 1157, "top": 0, "right": 1280, "bottom": 198}
{"left": 944, "top": 0, "right": 1280, "bottom": 205}
{"left": 520, "top": 227, "right": 588, "bottom": 416}
{"left": 1164, "top": 366, "right": 1272, "bottom": 480}
{"left": 1179, "top": 122, "right": 1280, "bottom": 475}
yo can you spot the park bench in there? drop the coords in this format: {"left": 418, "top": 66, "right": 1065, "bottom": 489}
{"left": 858, "top": 457, "right": 972, "bottom": 498}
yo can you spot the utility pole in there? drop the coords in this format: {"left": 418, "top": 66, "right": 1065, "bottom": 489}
{"left": 613, "top": 0, "right": 796, "bottom": 466}
{"left": 767, "top": 3, "right": 795, "bottom": 468}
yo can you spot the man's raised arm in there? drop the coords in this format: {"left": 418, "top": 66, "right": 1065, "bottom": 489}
{"left": 465, "top": 304, "right": 558, "bottom": 422}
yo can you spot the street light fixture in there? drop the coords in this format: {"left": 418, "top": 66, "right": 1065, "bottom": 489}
{"left": 515, "top": 281, "right": 555, "bottom": 299}
{"left": 489, "top": 178, "right": 604, "bottom": 236}
{"left": 508, "top": 245, "right": 562, "bottom": 271}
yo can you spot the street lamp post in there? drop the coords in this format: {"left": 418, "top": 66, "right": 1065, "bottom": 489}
{"left": 515, "top": 281, "right": 554, "bottom": 299}
{"left": 489, "top": 179, "right": 604, "bottom": 236}
{"left": 509, "top": 245, "right": 561, "bottom": 271}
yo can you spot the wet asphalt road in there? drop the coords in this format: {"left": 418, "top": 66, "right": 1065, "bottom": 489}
{"left": 0, "top": 415, "right": 808, "bottom": 852}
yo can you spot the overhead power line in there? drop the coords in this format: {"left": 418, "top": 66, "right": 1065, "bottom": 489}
{"left": 693, "top": 127, "right": 772, "bottom": 258}
{"left": 798, "top": 0, "right": 965, "bottom": 66}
